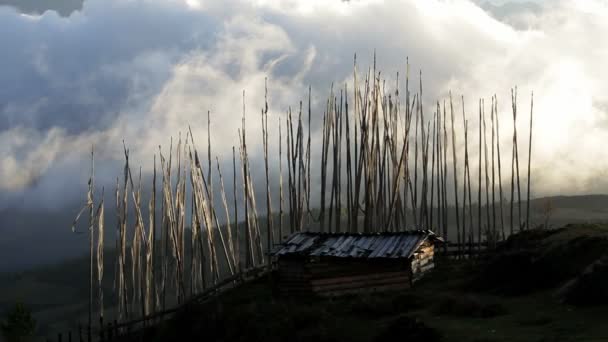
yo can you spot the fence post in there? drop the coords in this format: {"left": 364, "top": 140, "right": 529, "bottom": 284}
{"left": 114, "top": 320, "right": 119, "bottom": 338}
{"left": 99, "top": 316, "right": 105, "bottom": 342}
{"left": 87, "top": 324, "right": 92, "bottom": 342}
{"left": 68, "top": 331, "right": 72, "bottom": 342}
{"left": 107, "top": 321, "right": 113, "bottom": 340}
{"left": 58, "top": 332, "right": 62, "bottom": 342}
{"left": 79, "top": 324, "right": 83, "bottom": 342}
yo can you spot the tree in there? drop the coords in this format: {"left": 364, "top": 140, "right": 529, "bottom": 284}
{"left": 1, "top": 302, "right": 36, "bottom": 342}
{"left": 541, "top": 198, "right": 554, "bottom": 229}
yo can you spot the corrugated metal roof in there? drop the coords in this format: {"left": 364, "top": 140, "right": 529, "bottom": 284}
{"left": 272, "top": 230, "right": 440, "bottom": 259}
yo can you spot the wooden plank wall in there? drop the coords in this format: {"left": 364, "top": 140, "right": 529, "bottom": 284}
{"left": 277, "top": 258, "right": 413, "bottom": 297}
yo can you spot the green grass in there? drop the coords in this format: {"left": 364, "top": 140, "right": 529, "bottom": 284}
{"left": 5, "top": 222, "right": 608, "bottom": 341}
{"left": 134, "top": 224, "right": 608, "bottom": 342}
{"left": 131, "top": 259, "right": 608, "bottom": 342}
{"left": 411, "top": 261, "right": 608, "bottom": 342}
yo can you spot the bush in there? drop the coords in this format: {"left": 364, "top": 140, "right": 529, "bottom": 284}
{"left": 518, "top": 316, "right": 553, "bottom": 327}
{"left": 374, "top": 316, "right": 441, "bottom": 342}
{"left": 474, "top": 227, "right": 608, "bottom": 295}
{"left": 563, "top": 261, "right": 608, "bottom": 306}
{"left": 348, "top": 292, "right": 422, "bottom": 318}
{"left": 348, "top": 295, "right": 396, "bottom": 318}
{"left": 392, "top": 292, "right": 425, "bottom": 311}
{"left": 1, "top": 302, "right": 36, "bottom": 342}
{"left": 291, "top": 304, "right": 325, "bottom": 330}
{"left": 433, "top": 295, "right": 507, "bottom": 318}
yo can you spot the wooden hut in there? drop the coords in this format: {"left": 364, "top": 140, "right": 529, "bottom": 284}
{"left": 271, "top": 230, "right": 442, "bottom": 297}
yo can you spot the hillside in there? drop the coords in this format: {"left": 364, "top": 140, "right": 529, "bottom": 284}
{"left": 3, "top": 194, "right": 608, "bottom": 339}
{"left": 2, "top": 194, "right": 607, "bottom": 273}
{"left": 122, "top": 223, "right": 608, "bottom": 342}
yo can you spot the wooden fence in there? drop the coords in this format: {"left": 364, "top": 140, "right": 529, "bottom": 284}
{"left": 441, "top": 241, "right": 490, "bottom": 258}
{"left": 45, "top": 266, "right": 269, "bottom": 342}
{"left": 44, "top": 243, "right": 498, "bottom": 342}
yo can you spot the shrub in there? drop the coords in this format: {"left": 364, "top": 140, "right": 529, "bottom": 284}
{"left": 374, "top": 316, "right": 441, "bottom": 342}
{"left": 1, "top": 302, "right": 36, "bottom": 342}
{"left": 563, "top": 261, "right": 608, "bottom": 306}
{"left": 348, "top": 292, "right": 422, "bottom": 318}
{"left": 349, "top": 294, "right": 399, "bottom": 318}
{"left": 433, "top": 294, "right": 507, "bottom": 318}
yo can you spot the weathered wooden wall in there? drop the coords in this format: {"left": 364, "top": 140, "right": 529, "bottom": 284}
{"left": 277, "top": 258, "right": 414, "bottom": 297}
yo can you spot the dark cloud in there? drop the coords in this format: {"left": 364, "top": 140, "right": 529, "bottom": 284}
{"left": 1, "top": 0, "right": 607, "bottom": 270}
{"left": 0, "top": 0, "right": 84, "bottom": 17}
{"left": 477, "top": 0, "right": 542, "bottom": 29}
{"left": 0, "top": 1, "right": 222, "bottom": 134}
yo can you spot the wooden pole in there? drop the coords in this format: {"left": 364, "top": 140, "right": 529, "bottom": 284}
{"left": 208, "top": 111, "right": 212, "bottom": 216}
{"left": 320, "top": 110, "right": 327, "bottom": 232}
{"left": 345, "top": 84, "right": 353, "bottom": 232}
{"left": 483, "top": 100, "right": 491, "bottom": 244}
{"left": 478, "top": 99, "right": 482, "bottom": 250}
{"left": 430, "top": 110, "right": 437, "bottom": 231}
{"left": 442, "top": 101, "right": 448, "bottom": 247}
{"left": 96, "top": 188, "right": 105, "bottom": 320}
{"left": 491, "top": 96, "right": 496, "bottom": 242}
{"left": 262, "top": 79, "right": 273, "bottom": 263}
{"left": 462, "top": 112, "right": 472, "bottom": 256}
{"left": 353, "top": 56, "right": 360, "bottom": 233}
{"left": 99, "top": 316, "right": 104, "bottom": 341}
{"left": 216, "top": 157, "right": 236, "bottom": 271}
{"left": 242, "top": 91, "right": 251, "bottom": 268}
{"left": 510, "top": 90, "right": 515, "bottom": 236}
{"left": 232, "top": 147, "right": 239, "bottom": 272}
{"left": 450, "top": 93, "right": 461, "bottom": 254}
{"left": 88, "top": 147, "right": 94, "bottom": 329}
{"left": 495, "top": 96, "right": 505, "bottom": 240}
{"left": 526, "top": 92, "right": 534, "bottom": 230}
{"left": 160, "top": 142, "right": 168, "bottom": 311}
{"left": 514, "top": 88, "right": 522, "bottom": 231}
{"left": 150, "top": 155, "right": 156, "bottom": 311}
{"left": 287, "top": 109, "right": 295, "bottom": 233}
{"left": 298, "top": 101, "right": 305, "bottom": 232}
{"left": 278, "top": 119, "right": 284, "bottom": 241}
{"left": 307, "top": 86, "right": 312, "bottom": 228}
{"left": 337, "top": 92, "right": 343, "bottom": 233}
{"left": 413, "top": 84, "right": 419, "bottom": 227}
{"left": 403, "top": 59, "right": 410, "bottom": 229}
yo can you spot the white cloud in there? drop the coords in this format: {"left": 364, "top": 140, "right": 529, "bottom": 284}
{"left": 1, "top": 0, "right": 608, "bottom": 206}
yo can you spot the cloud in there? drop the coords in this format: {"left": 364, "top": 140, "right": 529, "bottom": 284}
{"left": 1, "top": 0, "right": 608, "bottom": 210}
{"left": 476, "top": 1, "right": 542, "bottom": 29}
{"left": 0, "top": 0, "right": 84, "bottom": 17}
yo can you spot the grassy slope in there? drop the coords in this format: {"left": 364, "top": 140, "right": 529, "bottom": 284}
{"left": 140, "top": 224, "right": 608, "bottom": 342}
{"left": 4, "top": 195, "right": 608, "bottom": 339}
{"left": 136, "top": 262, "right": 608, "bottom": 342}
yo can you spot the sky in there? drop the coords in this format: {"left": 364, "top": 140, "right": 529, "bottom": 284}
{"left": 1, "top": 0, "right": 608, "bottom": 269}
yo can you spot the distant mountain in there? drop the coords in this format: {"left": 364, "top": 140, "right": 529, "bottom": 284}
{"left": 1, "top": 204, "right": 607, "bottom": 338}
{"left": 1, "top": 194, "right": 608, "bottom": 273}
{"left": 0, "top": 0, "right": 84, "bottom": 17}
{"left": 527, "top": 195, "right": 608, "bottom": 228}
{"left": 0, "top": 206, "right": 91, "bottom": 272}
{"left": 530, "top": 194, "right": 608, "bottom": 212}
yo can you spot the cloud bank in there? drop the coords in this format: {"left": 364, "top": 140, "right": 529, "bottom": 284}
{"left": 1, "top": 0, "right": 608, "bottom": 270}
